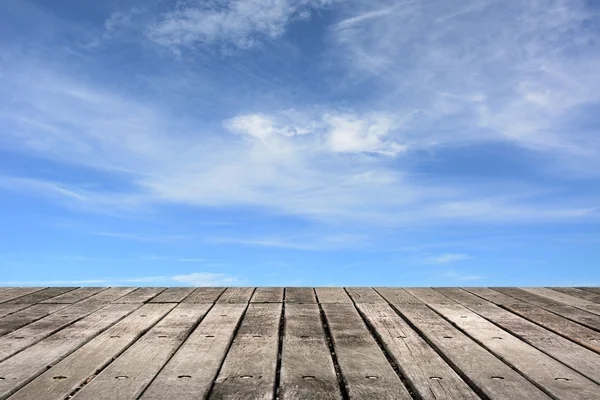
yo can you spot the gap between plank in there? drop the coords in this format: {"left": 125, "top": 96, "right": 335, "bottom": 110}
{"left": 274, "top": 288, "right": 285, "bottom": 400}
{"left": 314, "top": 288, "right": 350, "bottom": 400}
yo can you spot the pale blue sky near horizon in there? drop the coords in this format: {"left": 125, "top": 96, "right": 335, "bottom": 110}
{"left": 1, "top": 0, "right": 599, "bottom": 287}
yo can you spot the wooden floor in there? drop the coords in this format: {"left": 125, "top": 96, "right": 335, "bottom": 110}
{"left": 1, "top": 287, "right": 600, "bottom": 399}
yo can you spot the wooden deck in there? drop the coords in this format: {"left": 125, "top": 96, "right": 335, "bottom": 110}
{"left": 1, "top": 287, "right": 600, "bottom": 399}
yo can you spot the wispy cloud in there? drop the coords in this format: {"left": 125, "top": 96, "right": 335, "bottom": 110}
{"left": 424, "top": 253, "right": 470, "bottom": 264}
{"left": 441, "top": 269, "right": 486, "bottom": 281}
{"left": 0, "top": 272, "right": 240, "bottom": 286}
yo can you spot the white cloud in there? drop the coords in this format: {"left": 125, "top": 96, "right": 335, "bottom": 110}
{"left": 147, "top": 0, "right": 333, "bottom": 51}
{"left": 425, "top": 253, "right": 470, "bottom": 264}
{"left": 0, "top": 272, "right": 240, "bottom": 286}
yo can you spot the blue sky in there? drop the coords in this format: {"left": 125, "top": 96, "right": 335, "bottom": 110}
{"left": 1, "top": 0, "right": 599, "bottom": 287}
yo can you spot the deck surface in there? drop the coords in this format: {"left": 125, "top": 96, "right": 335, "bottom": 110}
{"left": 0, "top": 287, "right": 599, "bottom": 399}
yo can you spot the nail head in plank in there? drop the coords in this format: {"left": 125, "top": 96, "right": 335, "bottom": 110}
{"left": 70, "top": 303, "right": 211, "bottom": 400}
{"left": 280, "top": 303, "right": 341, "bottom": 400}
{"left": 431, "top": 302, "right": 600, "bottom": 399}
{"left": 492, "top": 288, "right": 600, "bottom": 330}
{"left": 8, "top": 303, "right": 175, "bottom": 400}
{"left": 285, "top": 288, "right": 316, "bottom": 304}
{"left": 441, "top": 290, "right": 600, "bottom": 383}
{"left": 216, "top": 287, "right": 254, "bottom": 304}
{"left": 140, "top": 304, "right": 247, "bottom": 400}
{"left": 209, "top": 303, "right": 282, "bottom": 400}
{"left": 148, "top": 287, "right": 196, "bottom": 303}
{"left": 0, "top": 303, "right": 139, "bottom": 399}
{"left": 0, "top": 304, "right": 68, "bottom": 336}
{"left": 344, "top": 287, "right": 386, "bottom": 303}
{"left": 315, "top": 287, "right": 351, "bottom": 304}
{"left": 357, "top": 303, "right": 479, "bottom": 400}
{"left": 40, "top": 287, "right": 107, "bottom": 304}
{"left": 321, "top": 303, "right": 412, "bottom": 399}
{"left": 112, "top": 287, "right": 167, "bottom": 303}
{"left": 251, "top": 287, "right": 283, "bottom": 303}
{"left": 388, "top": 303, "right": 550, "bottom": 400}
{"left": 0, "top": 288, "right": 135, "bottom": 362}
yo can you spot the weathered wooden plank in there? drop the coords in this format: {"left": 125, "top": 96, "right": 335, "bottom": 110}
{"left": 40, "top": 287, "right": 107, "bottom": 304}
{"left": 404, "top": 288, "right": 452, "bottom": 305}
{"left": 315, "top": 287, "right": 351, "bottom": 303}
{"left": 209, "top": 303, "right": 282, "bottom": 400}
{"left": 425, "top": 301, "right": 600, "bottom": 399}
{"left": 373, "top": 288, "right": 421, "bottom": 304}
{"left": 251, "top": 287, "right": 284, "bottom": 303}
{"left": 552, "top": 287, "right": 600, "bottom": 304}
{"left": 148, "top": 287, "right": 196, "bottom": 303}
{"left": 280, "top": 303, "right": 341, "bottom": 400}
{"left": 182, "top": 287, "right": 225, "bottom": 303}
{"left": 580, "top": 287, "right": 600, "bottom": 295}
{"left": 439, "top": 288, "right": 600, "bottom": 384}
{"left": 357, "top": 303, "right": 478, "bottom": 400}
{"left": 0, "top": 304, "right": 68, "bottom": 336}
{"left": 523, "top": 287, "right": 600, "bottom": 316}
{"left": 434, "top": 288, "right": 486, "bottom": 305}
{"left": 0, "top": 289, "right": 46, "bottom": 304}
{"left": 464, "top": 287, "right": 600, "bottom": 352}
{"left": 112, "top": 287, "right": 167, "bottom": 303}
{"left": 217, "top": 287, "right": 255, "bottom": 304}
{"left": 0, "top": 304, "right": 29, "bottom": 319}
{"left": 384, "top": 302, "right": 550, "bottom": 399}
{"left": 285, "top": 288, "right": 316, "bottom": 304}
{"left": 5, "top": 287, "right": 77, "bottom": 304}
{"left": 0, "top": 287, "right": 134, "bottom": 362}
{"left": 0, "top": 303, "right": 139, "bottom": 400}
{"left": 321, "top": 303, "right": 411, "bottom": 400}
{"left": 344, "top": 287, "right": 386, "bottom": 303}
{"left": 492, "top": 287, "right": 600, "bottom": 330}
{"left": 140, "top": 304, "right": 246, "bottom": 400}
{"left": 70, "top": 303, "right": 211, "bottom": 400}
{"left": 7, "top": 303, "right": 174, "bottom": 400}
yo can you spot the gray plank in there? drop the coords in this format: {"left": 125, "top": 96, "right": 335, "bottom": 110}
{"left": 0, "top": 304, "right": 68, "bottom": 336}
{"left": 357, "top": 303, "right": 479, "bottom": 400}
{"left": 580, "top": 287, "right": 600, "bottom": 295}
{"left": 251, "top": 287, "right": 284, "bottom": 303}
{"left": 140, "top": 304, "right": 246, "bottom": 400}
{"left": 0, "top": 289, "right": 46, "bottom": 304}
{"left": 373, "top": 288, "right": 421, "bottom": 304}
{"left": 5, "top": 288, "right": 76, "bottom": 304}
{"left": 182, "top": 287, "right": 225, "bottom": 303}
{"left": 0, "top": 303, "right": 139, "bottom": 399}
{"left": 209, "top": 303, "right": 282, "bottom": 400}
{"left": 493, "top": 287, "right": 600, "bottom": 330}
{"left": 344, "top": 287, "right": 386, "bottom": 303}
{"left": 315, "top": 287, "right": 352, "bottom": 303}
{"left": 321, "top": 303, "right": 411, "bottom": 400}
{"left": 112, "top": 287, "right": 167, "bottom": 303}
{"left": 384, "top": 302, "right": 550, "bottom": 399}
{"left": 0, "top": 287, "right": 135, "bottom": 362}
{"left": 552, "top": 287, "right": 600, "bottom": 304}
{"left": 423, "top": 300, "right": 600, "bottom": 399}
{"left": 40, "top": 287, "right": 107, "bottom": 304}
{"left": 280, "top": 304, "right": 341, "bottom": 400}
{"left": 439, "top": 288, "right": 600, "bottom": 384}
{"left": 70, "top": 303, "right": 211, "bottom": 400}
{"left": 285, "top": 288, "right": 316, "bottom": 304}
{"left": 464, "top": 287, "right": 600, "bottom": 352}
{"left": 0, "top": 305, "right": 29, "bottom": 320}
{"left": 148, "top": 287, "right": 196, "bottom": 303}
{"left": 217, "top": 287, "right": 255, "bottom": 304}
{"left": 404, "top": 288, "right": 452, "bottom": 305}
{"left": 8, "top": 304, "right": 174, "bottom": 400}
{"left": 523, "top": 287, "right": 600, "bottom": 316}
